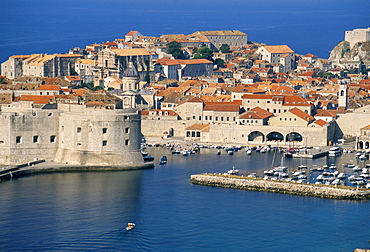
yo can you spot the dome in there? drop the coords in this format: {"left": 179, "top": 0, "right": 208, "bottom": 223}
{"left": 122, "top": 62, "right": 139, "bottom": 78}
{"left": 298, "top": 91, "right": 309, "bottom": 99}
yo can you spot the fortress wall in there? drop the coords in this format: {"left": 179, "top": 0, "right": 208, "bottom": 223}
{"left": 55, "top": 108, "right": 144, "bottom": 166}
{"left": 141, "top": 119, "right": 185, "bottom": 137}
{"left": 207, "top": 123, "right": 329, "bottom": 146}
{"left": 336, "top": 105, "right": 370, "bottom": 137}
{"left": 0, "top": 110, "right": 60, "bottom": 164}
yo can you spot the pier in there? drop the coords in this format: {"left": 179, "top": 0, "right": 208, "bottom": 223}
{"left": 190, "top": 174, "right": 370, "bottom": 200}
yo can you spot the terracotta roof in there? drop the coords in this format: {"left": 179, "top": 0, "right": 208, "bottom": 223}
{"left": 111, "top": 48, "right": 151, "bottom": 56}
{"left": 156, "top": 58, "right": 212, "bottom": 66}
{"left": 203, "top": 102, "right": 240, "bottom": 112}
{"left": 361, "top": 124, "right": 370, "bottom": 130}
{"left": 313, "top": 119, "right": 328, "bottom": 127}
{"left": 194, "top": 30, "right": 246, "bottom": 36}
{"left": 126, "top": 31, "right": 139, "bottom": 36}
{"left": 288, "top": 107, "right": 314, "bottom": 122}
{"left": 262, "top": 45, "right": 294, "bottom": 54}
{"left": 10, "top": 55, "right": 30, "bottom": 59}
{"left": 37, "top": 85, "right": 60, "bottom": 91}
{"left": 65, "top": 76, "right": 81, "bottom": 81}
{"left": 71, "top": 89, "right": 88, "bottom": 96}
{"left": 239, "top": 106, "right": 273, "bottom": 119}
{"left": 263, "top": 45, "right": 294, "bottom": 54}
{"left": 76, "top": 59, "right": 95, "bottom": 65}
{"left": 19, "top": 95, "right": 54, "bottom": 104}
{"left": 303, "top": 53, "right": 317, "bottom": 58}
{"left": 185, "top": 123, "right": 210, "bottom": 132}
{"left": 283, "top": 96, "right": 310, "bottom": 106}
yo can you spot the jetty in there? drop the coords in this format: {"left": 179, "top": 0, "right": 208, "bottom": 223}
{"left": 190, "top": 174, "right": 370, "bottom": 200}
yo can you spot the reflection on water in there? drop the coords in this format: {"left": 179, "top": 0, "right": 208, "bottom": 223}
{"left": 0, "top": 147, "right": 369, "bottom": 251}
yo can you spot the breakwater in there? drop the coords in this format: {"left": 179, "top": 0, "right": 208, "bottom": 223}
{"left": 190, "top": 174, "right": 370, "bottom": 200}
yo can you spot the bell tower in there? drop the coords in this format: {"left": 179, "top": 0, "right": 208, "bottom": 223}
{"left": 338, "top": 80, "right": 348, "bottom": 110}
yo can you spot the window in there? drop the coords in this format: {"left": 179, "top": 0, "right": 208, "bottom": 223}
{"left": 33, "top": 135, "right": 39, "bottom": 143}
{"left": 125, "top": 128, "right": 130, "bottom": 134}
{"left": 77, "top": 127, "right": 81, "bottom": 133}
{"left": 125, "top": 139, "right": 130, "bottom": 146}
{"left": 102, "top": 140, "right": 107, "bottom": 146}
{"left": 16, "top": 136, "right": 22, "bottom": 144}
{"left": 102, "top": 128, "right": 107, "bottom": 134}
{"left": 50, "top": 135, "right": 56, "bottom": 143}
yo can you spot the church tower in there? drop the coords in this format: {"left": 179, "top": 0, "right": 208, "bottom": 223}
{"left": 121, "top": 61, "right": 140, "bottom": 91}
{"left": 338, "top": 80, "right": 348, "bottom": 110}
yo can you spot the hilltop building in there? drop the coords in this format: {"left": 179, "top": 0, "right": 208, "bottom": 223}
{"left": 191, "top": 30, "right": 248, "bottom": 51}
{"left": 345, "top": 27, "right": 370, "bottom": 48}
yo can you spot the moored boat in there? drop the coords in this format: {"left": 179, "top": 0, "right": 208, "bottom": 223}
{"left": 159, "top": 156, "right": 167, "bottom": 165}
{"left": 227, "top": 166, "right": 239, "bottom": 175}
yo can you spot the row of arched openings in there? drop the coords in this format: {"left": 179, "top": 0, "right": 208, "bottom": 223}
{"left": 248, "top": 131, "right": 303, "bottom": 142}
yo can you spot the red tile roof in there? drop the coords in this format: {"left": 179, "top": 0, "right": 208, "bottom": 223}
{"left": 289, "top": 107, "right": 314, "bottom": 122}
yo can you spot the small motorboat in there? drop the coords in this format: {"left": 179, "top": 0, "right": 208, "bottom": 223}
{"left": 227, "top": 166, "right": 239, "bottom": 175}
{"left": 126, "top": 223, "right": 135, "bottom": 231}
{"left": 159, "top": 156, "right": 167, "bottom": 165}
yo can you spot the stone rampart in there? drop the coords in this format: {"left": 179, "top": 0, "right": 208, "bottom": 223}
{"left": 190, "top": 174, "right": 370, "bottom": 200}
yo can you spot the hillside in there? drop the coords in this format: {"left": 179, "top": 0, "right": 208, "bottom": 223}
{"left": 329, "top": 41, "right": 370, "bottom": 61}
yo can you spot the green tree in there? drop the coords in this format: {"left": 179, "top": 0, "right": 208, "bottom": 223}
{"left": 193, "top": 46, "right": 213, "bottom": 61}
{"left": 219, "top": 44, "right": 231, "bottom": 53}
{"left": 167, "top": 41, "right": 184, "bottom": 59}
{"left": 214, "top": 58, "right": 225, "bottom": 68}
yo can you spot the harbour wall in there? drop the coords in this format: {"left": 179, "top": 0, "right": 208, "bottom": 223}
{"left": 190, "top": 174, "right": 370, "bottom": 200}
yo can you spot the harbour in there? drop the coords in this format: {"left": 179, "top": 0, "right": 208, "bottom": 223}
{"left": 1, "top": 143, "right": 370, "bottom": 251}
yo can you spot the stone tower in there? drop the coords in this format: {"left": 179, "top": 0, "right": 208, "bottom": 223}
{"left": 338, "top": 80, "right": 348, "bottom": 110}
{"left": 121, "top": 61, "right": 140, "bottom": 91}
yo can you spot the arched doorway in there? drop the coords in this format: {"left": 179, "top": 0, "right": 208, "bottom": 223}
{"left": 248, "top": 131, "right": 265, "bottom": 143}
{"left": 266, "top": 132, "right": 284, "bottom": 141}
{"left": 357, "top": 141, "right": 364, "bottom": 150}
{"left": 285, "top": 132, "right": 303, "bottom": 142}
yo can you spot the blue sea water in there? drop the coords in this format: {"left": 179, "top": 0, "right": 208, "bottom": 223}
{"left": 0, "top": 147, "right": 369, "bottom": 251}
{"left": 1, "top": 0, "right": 369, "bottom": 63}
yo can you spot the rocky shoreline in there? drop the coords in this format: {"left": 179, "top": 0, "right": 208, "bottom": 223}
{"left": 190, "top": 174, "right": 370, "bottom": 200}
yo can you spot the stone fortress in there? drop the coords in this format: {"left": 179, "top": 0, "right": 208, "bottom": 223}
{"left": 344, "top": 27, "right": 370, "bottom": 48}
{"left": 0, "top": 104, "right": 147, "bottom": 168}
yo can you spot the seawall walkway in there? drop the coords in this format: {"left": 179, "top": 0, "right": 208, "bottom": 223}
{"left": 0, "top": 160, "right": 154, "bottom": 182}
{"left": 190, "top": 174, "right": 370, "bottom": 200}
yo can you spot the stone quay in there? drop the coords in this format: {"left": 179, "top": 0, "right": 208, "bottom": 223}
{"left": 190, "top": 174, "right": 370, "bottom": 200}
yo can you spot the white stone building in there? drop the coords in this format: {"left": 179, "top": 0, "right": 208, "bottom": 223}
{"left": 154, "top": 58, "right": 213, "bottom": 80}
{"left": 256, "top": 45, "right": 295, "bottom": 73}
{"left": 345, "top": 27, "right": 370, "bottom": 48}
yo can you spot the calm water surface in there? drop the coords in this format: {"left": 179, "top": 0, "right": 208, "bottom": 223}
{"left": 0, "top": 147, "right": 369, "bottom": 251}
